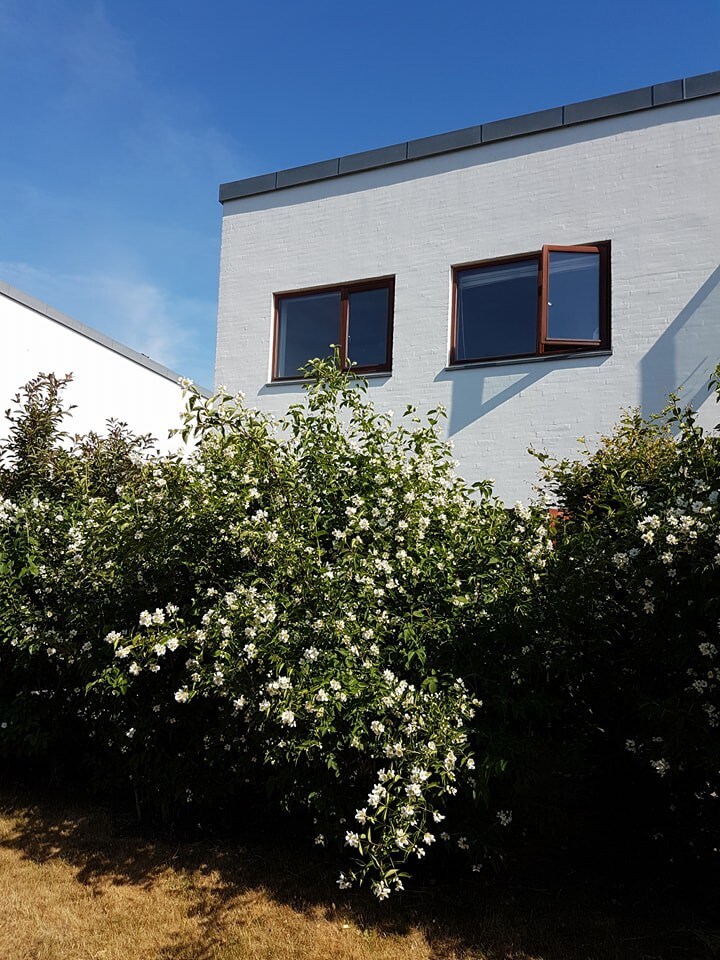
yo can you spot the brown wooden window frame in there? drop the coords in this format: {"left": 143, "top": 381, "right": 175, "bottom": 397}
{"left": 450, "top": 241, "right": 611, "bottom": 366}
{"left": 272, "top": 276, "right": 395, "bottom": 382}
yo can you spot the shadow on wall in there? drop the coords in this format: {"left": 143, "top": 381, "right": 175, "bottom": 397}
{"left": 641, "top": 265, "right": 720, "bottom": 418}
{"left": 435, "top": 354, "right": 610, "bottom": 437}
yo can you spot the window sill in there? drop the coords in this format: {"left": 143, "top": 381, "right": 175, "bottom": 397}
{"left": 264, "top": 370, "right": 393, "bottom": 387}
{"left": 445, "top": 349, "right": 612, "bottom": 372}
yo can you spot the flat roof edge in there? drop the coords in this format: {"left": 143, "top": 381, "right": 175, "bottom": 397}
{"left": 0, "top": 279, "right": 212, "bottom": 397}
{"left": 219, "top": 70, "right": 720, "bottom": 203}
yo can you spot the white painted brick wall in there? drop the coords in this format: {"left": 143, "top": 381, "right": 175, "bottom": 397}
{"left": 216, "top": 96, "right": 720, "bottom": 502}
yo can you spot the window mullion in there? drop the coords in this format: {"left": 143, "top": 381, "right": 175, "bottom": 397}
{"left": 538, "top": 248, "right": 549, "bottom": 354}
{"left": 339, "top": 289, "right": 350, "bottom": 368}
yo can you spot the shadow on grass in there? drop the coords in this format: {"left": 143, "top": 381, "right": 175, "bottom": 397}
{"left": 1, "top": 786, "right": 718, "bottom": 960}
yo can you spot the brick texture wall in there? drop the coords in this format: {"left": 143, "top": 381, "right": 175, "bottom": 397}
{"left": 216, "top": 95, "right": 720, "bottom": 502}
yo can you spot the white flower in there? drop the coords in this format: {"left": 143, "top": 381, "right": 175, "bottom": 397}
{"left": 152, "top": 608, "right": 165, "bottom": 625}
{"left": 373, "top": 880, "right": 391, "bottom": 900}
{"left": 345, "top": 831, "right": 360, "bottom": 848}
{"left": 139, "top": 611, "right": 152, "bottom": 627}
{"left": 367, "top": 784, "right": 386, "bottom": 807}
{"left": 166, "top": 638, "right": 180, "bottom": 651}
{"left": 497, "top": 810, "right": 513, "bottom": 827}
{"left": 174, "top": 688, "right": 190, "bottom": 703}
{"left": 433, "top": 811, "right": 445, "bottom": 823}
{"left": 651, "top": 758, "right": 670, "bottom": 777}
{"left": 129, "top": 662, "right": 141, "bottom": 676}
{"left": 423, "top": 832, "right": 435, "bottom": 845}
{"left": 154, "top": 643, "right": 167, "bottom": 657}
{"left": 337, "top": 873, "right": 352, "bottom": 890}
{"left": 355, "top": 808, "right": 368, "bottom": 824}
{"left": 280, "top": 709, "right": 296, "bottom": 727}
{"left": 115, "top": 646, "right": 131, "bottom": 660}
{"left": 370, "top": 720, "right": 385, "bottom": 736}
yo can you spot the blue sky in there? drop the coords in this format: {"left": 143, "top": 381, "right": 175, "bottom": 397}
{"left": 1, "top": 0, "right": 718, "bottom": 388}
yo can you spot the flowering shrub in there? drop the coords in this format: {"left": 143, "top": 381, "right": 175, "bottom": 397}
{"left": 533, "top": 379, "right": 720, "bottom": 870}
{"left": 0, "top": 363, "right": 540, "bottom": 895}
{"left": 3, "top": 363, "right": 719, "bottom": 892}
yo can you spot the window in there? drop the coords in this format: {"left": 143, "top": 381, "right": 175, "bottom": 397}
{"left": 451, "top": 243, "right": 610, "bottom": 365}
{"left": 273, "top": 277, "right": 394, "bottom": 381}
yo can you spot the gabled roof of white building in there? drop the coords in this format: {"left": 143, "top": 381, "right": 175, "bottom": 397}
{"left": 219, "top": 69, "right": 720, "bottom": 203}
{"left": 0, "top": 278, "right": 210, "bottom": 395}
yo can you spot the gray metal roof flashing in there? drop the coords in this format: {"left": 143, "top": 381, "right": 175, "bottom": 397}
{"left": 0, "top": 279, "right": 212, "bottom": 396}
{"left": 219, "top": 70, "right": 720, "bottom": 204}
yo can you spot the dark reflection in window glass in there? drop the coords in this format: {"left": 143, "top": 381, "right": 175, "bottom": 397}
{"left": 456, "top": 258, "right": 538, "bottom": 360}
{"left": 277, "top": 291, "right": 340, "bottom": 378}
{"left": 547, "top": 251, "right": 600, "bottom": 340}
{"left": 347, "top": 288, "right": 389, "bottom": 367}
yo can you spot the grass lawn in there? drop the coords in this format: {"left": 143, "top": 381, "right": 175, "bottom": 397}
{"left": 0, "top": 790, "right": 717, "bottom": 960}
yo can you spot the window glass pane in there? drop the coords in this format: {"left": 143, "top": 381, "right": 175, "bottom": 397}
{"left": 456, "top": 259, "right": 538, "bottom": 361}
{"left": 347, "top": 287, "right": 389, "bottom": 368}
{"left": 277, "top": 291, "right": 340, "bottom": 377}
{"left": 547, "top": 251, "right": 600, "bottom": 341}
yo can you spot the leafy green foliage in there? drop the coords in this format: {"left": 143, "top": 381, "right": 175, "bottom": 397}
{"left": 0, "top": 361, "right": 531, "bottom": 896}
{"left": 530, "top": 380, "right": 720, "bottom": 873}
{"left": 2, "top": 361, "right": 719, "bottom": 896}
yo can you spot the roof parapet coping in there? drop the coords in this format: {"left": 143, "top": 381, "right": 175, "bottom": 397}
{"left": 0, "top": 279, "right": 212, "bottom": 397}
{"left": 219, "top": 69, "right": 720, "bottom": 203}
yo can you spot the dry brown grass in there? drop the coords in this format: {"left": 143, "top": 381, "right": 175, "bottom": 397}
{"left": 0, "top": 790, "right": 714, "bottom": 960}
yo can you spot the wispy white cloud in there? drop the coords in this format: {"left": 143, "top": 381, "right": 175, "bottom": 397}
{"left": 59, "top": 2, "right": 138, "bottom": 104}
{"left": 0, "top": 260, "right": 215, "bottom": 387}
{"left": 0, "top": 1, "right": 251, "bottom": 392}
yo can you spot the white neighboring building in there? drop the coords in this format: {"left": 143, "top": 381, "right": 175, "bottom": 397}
{"left": 215, "top": 71, "right": 720, "bottom": 502}
{"left": 0, "top": 280, "right": 203, "bottom": 447}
